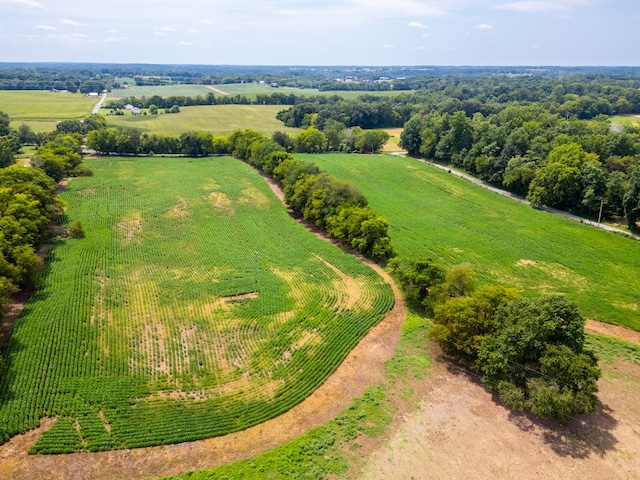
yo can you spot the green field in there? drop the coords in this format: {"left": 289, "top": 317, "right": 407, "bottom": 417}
{"left": 610, "top": 114, "right": 640, "bottom": 129}
{"left": 0, "top": 156, "right": 393, "bottom": 452}
{"left": 301, "top": 153, "right": 640, "bottom": 331}
{"left": 109, "top": 84, "right": 215, "bottom": 99}
{"left": 0, "top": 90, "right": 95, "bottom": 132}
{"left": 107, "top": 82, "right": 413, "bottom": 102}
{"left": 105, "top": 105, "right": 300, "bottom": 136}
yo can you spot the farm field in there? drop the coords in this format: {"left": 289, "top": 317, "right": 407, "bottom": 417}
{"left": 107, "top": 82, "right": 413, "bottom": 102}
{"left": 301, "top": 153, "right": 640, "bottom": 331}
{"left": 109, "top": 84, "right": 215, "bottom": 99}
{"left": 104, "top": 105, "right": 300, "bottom": 136}
{"left": 0, "top": 156, "right": 393, "bottom": 453}
{"left": 0, "top": 90, "right": 95, "bottom": 132}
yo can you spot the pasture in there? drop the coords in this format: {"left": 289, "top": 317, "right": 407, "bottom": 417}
{"left": 0, "top": 90, "right": 95, "bottom": 131}
{"left": 104, "top": 105, "right": 300, "bottom": 136}
{"left": 107, "top": 82, "right": 413, "bottom": 102}
{"left": 301, "top": 153, "right": 640, "bottom": 331}
{"left": 0, "top": 156, "right": 393, "bottom": 453}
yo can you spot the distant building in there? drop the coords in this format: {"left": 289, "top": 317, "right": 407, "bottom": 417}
{"left": 131, "top": 107, "right": 142, "bottom": 115}
{"left": 88, "top": 92, "right": 99, "bottom": 98}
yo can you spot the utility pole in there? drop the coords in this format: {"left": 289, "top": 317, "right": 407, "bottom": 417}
{"left": 597, "top": 199, "right": 604, "bottom": 225}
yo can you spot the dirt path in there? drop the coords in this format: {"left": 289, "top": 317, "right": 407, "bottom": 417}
{"left": 0, "top": 177, "right": 406, "bottom": 480}
{"left": 354, "top": 355, "right": 640, "bottom": 480}
{"left": 585, "top": 320, "right": 640, "bottom": 346}
{"left": 205, "top": 85, "right": 229, "bottom": 95}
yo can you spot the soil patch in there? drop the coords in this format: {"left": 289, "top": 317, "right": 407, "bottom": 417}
{"left": 205, "top": 85, "right": 229, "bottom": 96}
{"left": 585, "top": 320, "right": 640, "bottom": 347}
{"left": 353, "top": 354, "right": 640, "bottom": 480}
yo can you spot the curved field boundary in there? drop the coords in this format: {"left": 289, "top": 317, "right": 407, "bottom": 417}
{"left": 0, "top": 172, "right": 405, "bottom": 480}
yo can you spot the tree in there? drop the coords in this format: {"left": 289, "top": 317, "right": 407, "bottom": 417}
{"left": 479, "top": 296, "right": 600, "bottom": 421}
{"left": 624, "top": 166, "right": 640, "bottom": 229}
{"left": 17, "top": 124, "right": 37, "bottom": 145}
{"left": 389, "top": 258, "right": 445, "bottom": 313}
{"left": 400, "top": 115, "right": 423, "bottom": 156}
{"left": 295, "top": 127, "right": 326, "bottom": 153}
{"left": 0, "top": 137, "right": 17, "bottom": 169}
{"left": 354, "top": 129, "right": 390, "bottom": 154}
{"left": 149, "top": 104, "right": 158, "bottom": 115}
{"left": 429, "top": 285, "right": 517, "bottom": 367}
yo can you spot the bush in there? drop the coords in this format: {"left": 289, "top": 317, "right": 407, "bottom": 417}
{"left": 68, "top": 221, "right": 85, "bottom": 238}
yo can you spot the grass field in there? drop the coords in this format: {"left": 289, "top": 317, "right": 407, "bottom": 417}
{"left": 107, "top": 82, "right": 413, "bottom": 102}
{"left": 0, "top": 90, "right": 95, "bottom": 132}
{"left": 104, "top": 105, "right": 300, "bottom": 136}
{"left": 0, "top": 156, "right": 393, "bottom": 453}
{"left": 109, "top": 84, "right": 215, "bottom": 99}
{"left": 610, "top": 114, "right": 640, "bottom": 129}
{"left": 300, "top": 153, "right": 640, "bottom": 331}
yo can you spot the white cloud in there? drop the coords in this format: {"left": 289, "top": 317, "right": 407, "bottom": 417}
{"left": 202, "top": 19, "right": 213, "bottom": 24}
{"left": 421, "top": 33, "right": 431, "bottom": 37}
{"left": 408, "top": 21, "right": 428, "bottom": 29}
{"left": 188, "top": 28, "right": 198, "bottom": 33}
{"left": 162, "top": 26, "right": 175, "bottom": 32}
{"left": 60, "top": 18, "right": 86, "bottom": 26}
{"left": 494, "top": 0, "right": 592, "bottom": 13}
{"left": 477, "top": 23, "right": 493, "bottom": 29}
{"left": 107, "top": 29, "right": 118, "bottom": 33}
{"left": 105, "top": 36, "right": 130, "bottom": 43}
{"left": 154, "top": 31, "right": 168, "bottom": 36}
{"left": 346, "top": 0, "right": 445, "bottom": 17}
{"left": 35, "top": 25, "right": 56, "bottom": 31}
{"left": 383, "top": 44, "right": 397, "bottom": 49}
{"left": 179, "top": 41, "right": 193, "bottom": 46}
{"left": 1, "top": 0, "right": 44, "bottom": 9}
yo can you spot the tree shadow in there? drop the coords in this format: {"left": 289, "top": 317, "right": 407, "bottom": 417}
{"left": 435, "top": 354, "right": 619, "bottom": 459}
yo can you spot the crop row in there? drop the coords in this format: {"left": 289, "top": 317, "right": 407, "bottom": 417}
{"left": 0, "top": 156, "right": 394, "bottom": 453}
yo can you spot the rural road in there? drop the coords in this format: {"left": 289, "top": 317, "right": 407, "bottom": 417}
{"left": 390, "top": 152, "right": 640, "bottom": 241}
{"left": 91, "top": 92, "right": 108, "bottom": 114}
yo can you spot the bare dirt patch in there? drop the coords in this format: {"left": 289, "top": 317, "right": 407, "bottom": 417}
{"left": 354, "top": 355, "right": 640, "bottom": 480}
{"left": 208, "top": 192, "right": 233, "bottom": 214}
{"left": 205, "top": 85, "right": 230, "bottom": 95}
{"left": 585, "top": 320, "right": 640, "bottom": 347}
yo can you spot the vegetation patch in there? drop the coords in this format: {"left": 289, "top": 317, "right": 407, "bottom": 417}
{"left": 304, "top": 153, "right": 640, "bottom": 331}
{"left": 0, "top": 156, "right": 393, "bottom": 453}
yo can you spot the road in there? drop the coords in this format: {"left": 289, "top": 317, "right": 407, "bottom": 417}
{"left": 91, "top": 92, "right": 108, "bottom": 114}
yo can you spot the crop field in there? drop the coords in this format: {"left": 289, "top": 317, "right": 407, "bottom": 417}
{"left": 301, "top": 153, "right": 640, "bottom": 331}
{"left": 0, "top": 156, "right": 393, "bottom": 453}
{"left": 104, "top": 105, "right": 300, "bottom": 136}
{"left": 108, "top": 82, "right": 413, "bottom": 102}
{"left": 0, "top": 90, "right": 95, "bottom": 131}
{"left": 108, "top": 84, "right": 215, "bottom": 99}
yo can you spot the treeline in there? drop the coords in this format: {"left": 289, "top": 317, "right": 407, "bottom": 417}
{"left": 400, "top": 106, "right": 640, "bottom": 228}
{"left": 86, "top": 124, "right": 390, "bottom": 156}
{"left": 390, "top": 259, "right": 600, "bottom": 422}
{"left": 0, "top": 112, "right": 93, "bottom": 324}
{"left": 227, "top": 130, "right": 394, "bottom": 261}
{"left": 0, "top": 167, "right": 59, "bottom": 321}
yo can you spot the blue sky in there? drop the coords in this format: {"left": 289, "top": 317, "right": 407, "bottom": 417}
{"left": 0, "top": 0, "right": 637, "bottom": 65}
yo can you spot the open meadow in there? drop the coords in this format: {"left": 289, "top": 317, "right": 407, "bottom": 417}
{"left": 104, "top": 105, "right": 300, "bottom": 136}
{"left": 610, "top": 114, "right": 640, "bottom": 129}
{"left": 107, "top": 83, "right": 413, "bottom": 102}
{"left": 0, "top": 156, "right": 393, "bottom": 453}
{"left": 301, "top": 153, "right": 640, "bottom": 331}
{"left": 0, "top": 90, "right": 95, "bottom": 132}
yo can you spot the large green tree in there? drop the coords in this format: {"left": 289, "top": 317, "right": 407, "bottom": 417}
{"left": 479, "top": 296, "right": 600, "bottom": 421}
{"left": 624, "top": 166, "right": 640, "bottom": 230}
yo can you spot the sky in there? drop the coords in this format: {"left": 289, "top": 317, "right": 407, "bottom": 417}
{"left": 0, "top": 0, "right": 637, "bottom": 66}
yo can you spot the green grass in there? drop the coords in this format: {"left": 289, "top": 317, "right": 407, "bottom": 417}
{"left": 108, "top": 84, "right": 216, "bottom": 99}
{"left": 609, "top": 115, "right": 640, "bottom": 129}
{"left": 105, "top": 105, "right": 300, "bottom": 136}
{"left": 0, "top": 90, "right": 95, "bottom": 130}
{"left": 300, "top": 153, "right": 640, "bottom": 331}
{"left": 159, "top": 311, "right": 431, "bottom": 480}
{"left": 0, "top": 156, "right": 393, "bottom": 453}
{"left": 107, "top": 82, "right": 414, "bottom": 102}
